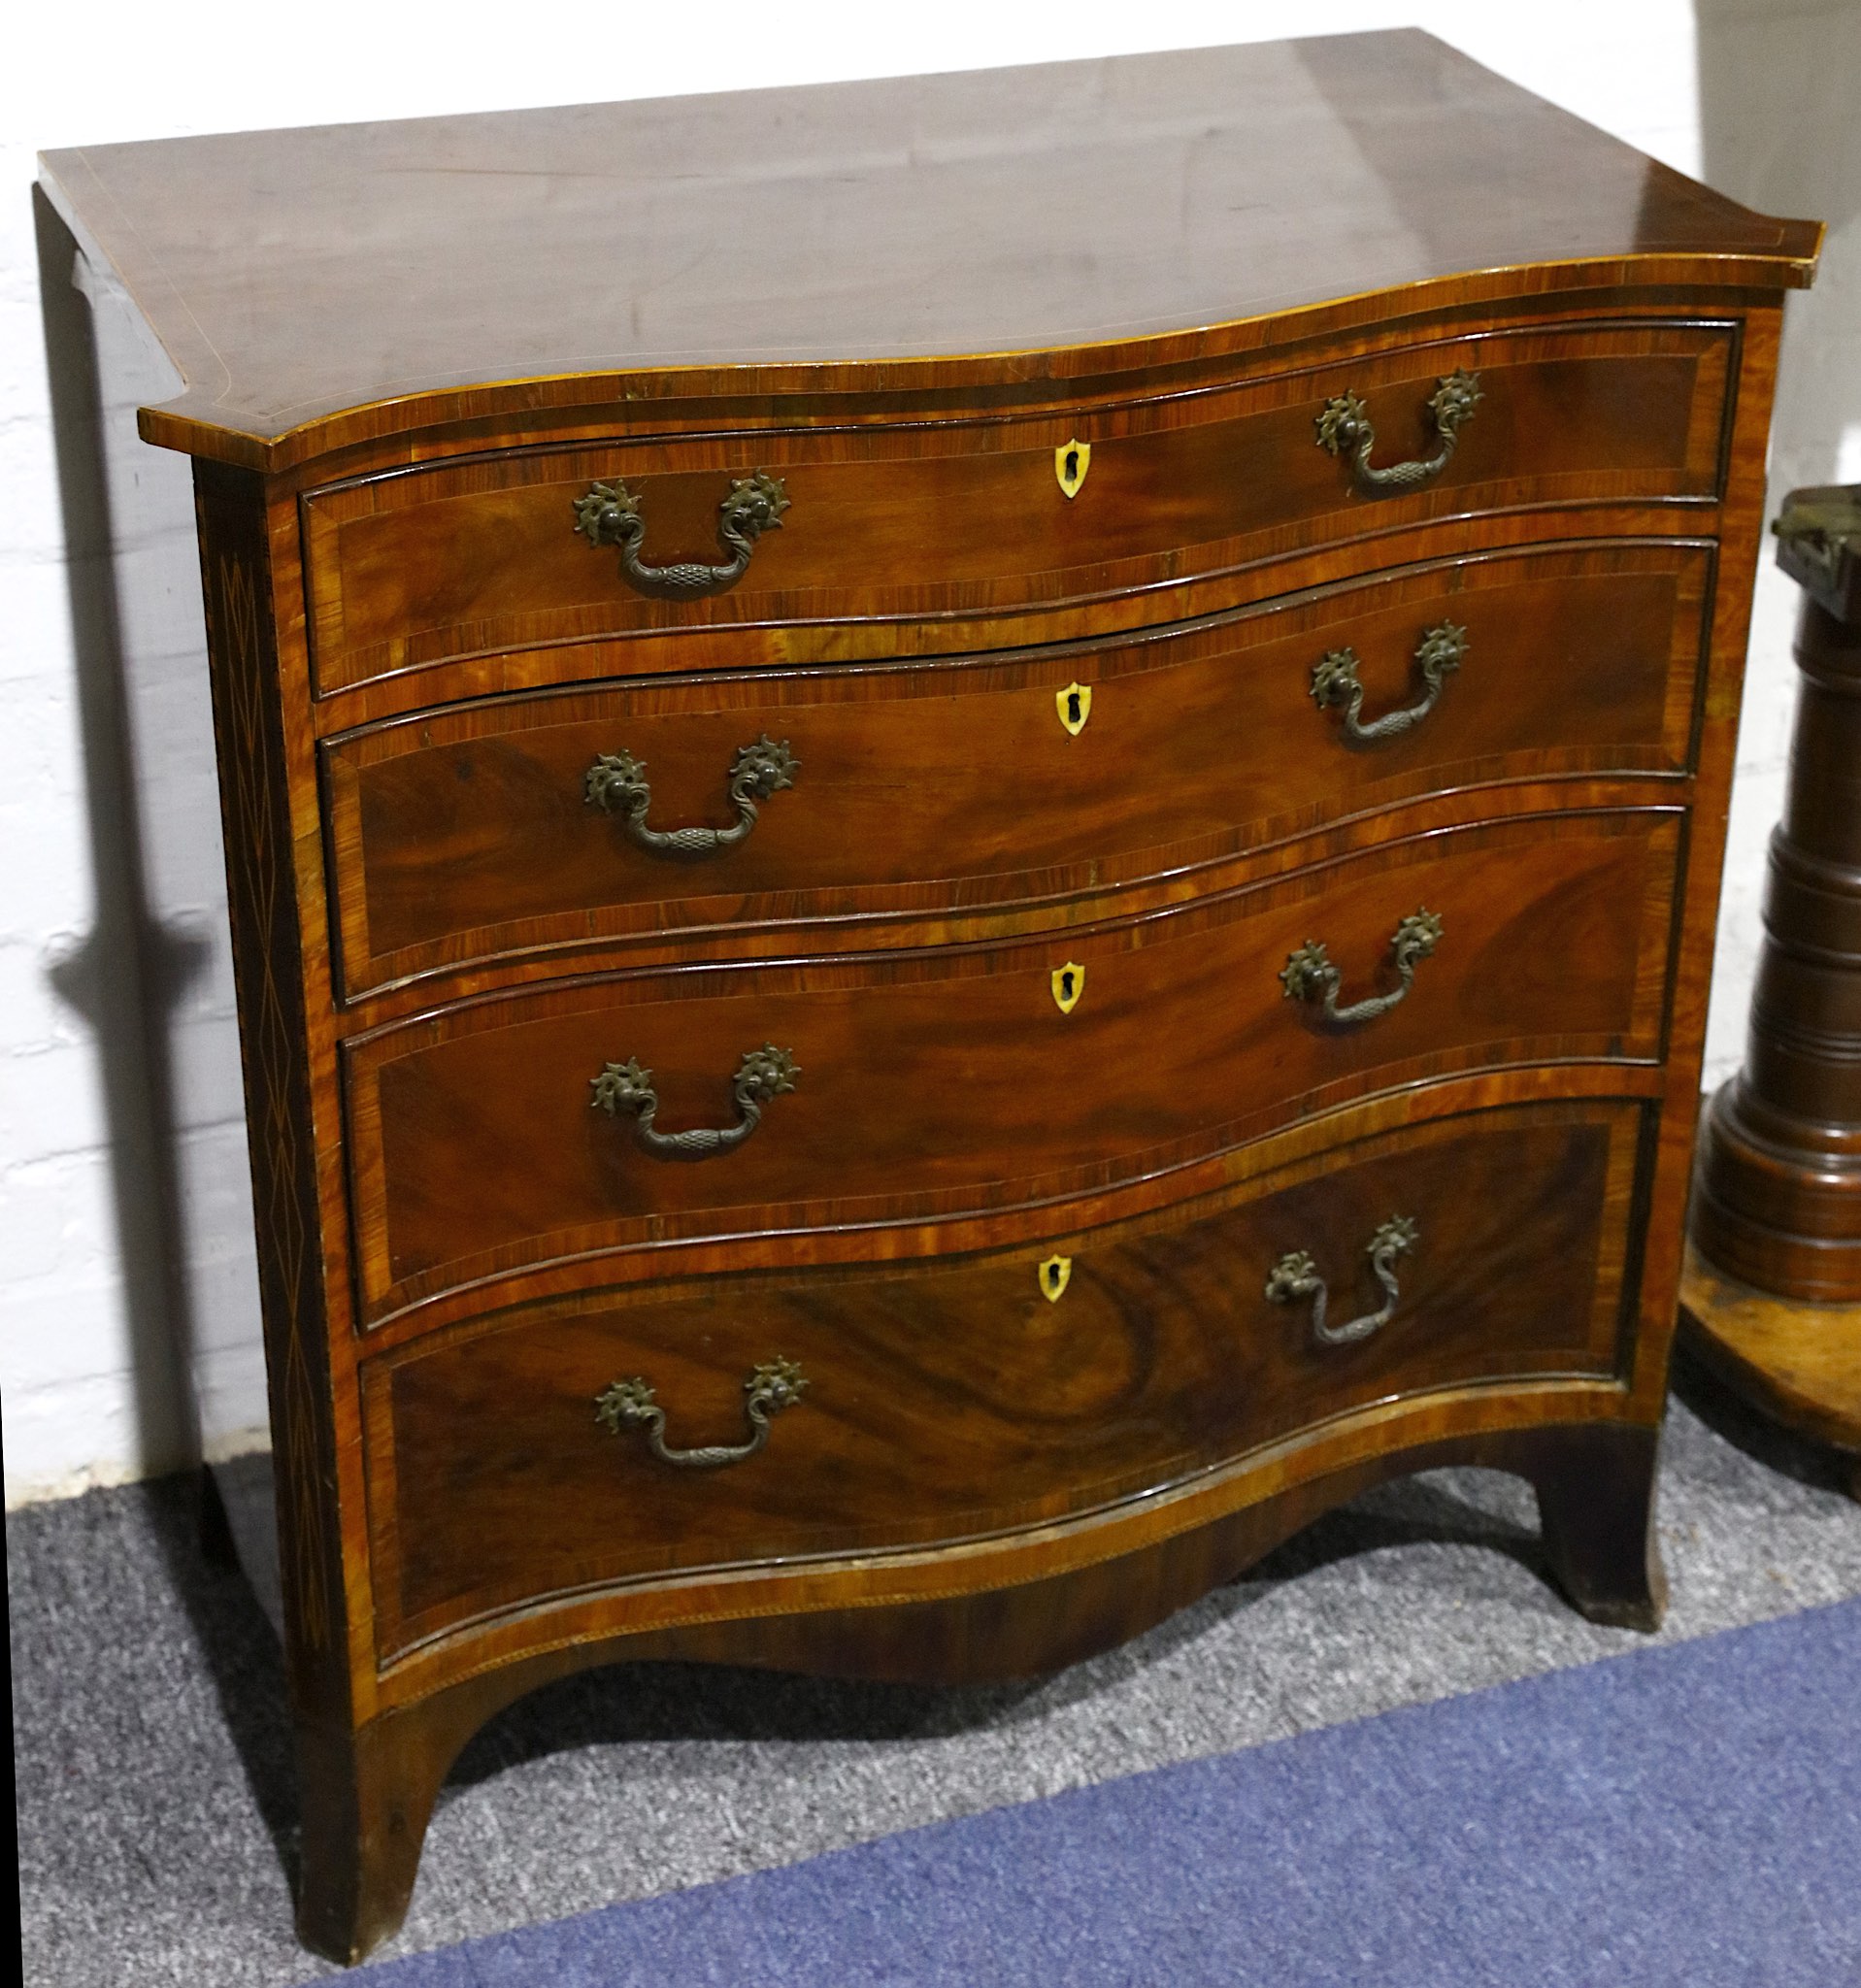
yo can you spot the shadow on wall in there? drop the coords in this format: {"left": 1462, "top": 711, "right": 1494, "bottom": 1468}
{"left": 1695, "top": 0, "right": 1861, "bottom": 498}
{"left": 34, "top": 178, "right": 266, "bottom": 1520}
{"left": 32, "top": 188, "right": 201, "bottom": 1485}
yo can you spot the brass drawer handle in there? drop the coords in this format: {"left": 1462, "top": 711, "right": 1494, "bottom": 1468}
{"left": 595, "top": 1358, "right": 808, "bottom": 1468}
{"left": 584, "top": 735, "right": 798, "bottom": 858}
{"left": 1279, "top": 910, "right": 1443, "bottom": 1026}
{"left": 1315, "top": 369, "right": 1481, "bottom": 494}
{"left": 1266, "top": 1216, "right": 1419, "bottom": 1347}
{"left": 1312, "top": 623, "right": 1467, "bottom": 744}
{"left": 572, "top": 471, "right": 790, "bottom": 599}
{"left": 590, "top": 1044, "right": 799, "bottom": 1160}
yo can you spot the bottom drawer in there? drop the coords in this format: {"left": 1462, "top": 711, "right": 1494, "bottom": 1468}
{"left": 364, "top": 1096, "right": 1645, "bottom": 1657}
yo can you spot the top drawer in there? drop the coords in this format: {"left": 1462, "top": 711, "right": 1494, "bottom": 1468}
{"left": 302, "top": 320, "right": 1735, "bottom": 697}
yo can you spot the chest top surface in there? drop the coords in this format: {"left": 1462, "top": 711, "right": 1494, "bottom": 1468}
{"left": 39, "top": 29, "right": 1817, "bottom": 469}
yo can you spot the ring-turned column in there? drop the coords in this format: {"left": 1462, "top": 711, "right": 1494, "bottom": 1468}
{"left": 1684, "top": 483, "right": 1861, "bottom": 1492}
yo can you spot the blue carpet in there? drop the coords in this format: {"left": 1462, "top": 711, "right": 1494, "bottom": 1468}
{"left": 363, "top": 1597, "right": 1861, "bottom": 1987}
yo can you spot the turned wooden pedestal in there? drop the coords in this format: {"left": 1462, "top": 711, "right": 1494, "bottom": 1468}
{"left": 1684, "top": 485, "right": 1861, "bottom": 1491}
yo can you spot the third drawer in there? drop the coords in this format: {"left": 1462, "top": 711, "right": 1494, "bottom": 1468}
{"left": 344, "top": 806, "right": 1681, "bottom": 1326}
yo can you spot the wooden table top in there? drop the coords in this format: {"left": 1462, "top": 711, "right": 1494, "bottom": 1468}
{"left": 38, "top": 30, "right": 1819, "bottom": 469}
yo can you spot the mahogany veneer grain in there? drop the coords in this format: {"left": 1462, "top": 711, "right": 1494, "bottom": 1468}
{"left": 300, "top": 318, "right": 1733, "bottom": 693}
{"left": 36, "top": 34, "right": 1814, "bottom": 469}
{"left": 325, "top": 540, "right": 1711, "bottom": 998}
{"left": 346, "top": 807, "right": 1678, "bottom": 1326}
{"left": 370, "top": 1098, "right": 1643, "bottom": 1659}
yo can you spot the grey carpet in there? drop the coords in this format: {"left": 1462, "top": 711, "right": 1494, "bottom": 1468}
{"left": 14, "top": 1357, "right": 1861, "bottom": 1988}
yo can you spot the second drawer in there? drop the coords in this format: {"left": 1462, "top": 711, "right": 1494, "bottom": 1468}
{"left": 344, "top": 807, "right": 1679, "bottom": 1324}
{"left": 323, "top": 542, "right": 1710, "bottom": 997}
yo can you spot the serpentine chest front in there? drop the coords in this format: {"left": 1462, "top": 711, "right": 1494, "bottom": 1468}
{"left": 39, "top": 29, "right": 1818, "bottom": 1961}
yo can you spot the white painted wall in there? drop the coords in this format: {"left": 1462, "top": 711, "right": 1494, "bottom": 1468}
{"left": 3, "top": 1, "right": 1856, "bottom": 1503}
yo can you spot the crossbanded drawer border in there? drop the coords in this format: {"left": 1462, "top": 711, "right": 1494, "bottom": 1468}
{"left": 358, "top": 1085, "right": 1653, "bottom": 1673}
{"left": 340, "top": 807, "right": 1683, "bottom": 1335}
{"left": 300, "top": 314, "right": 1738, "bottom": 700}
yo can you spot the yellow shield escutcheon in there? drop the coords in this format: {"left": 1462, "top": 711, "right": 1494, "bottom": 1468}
{"left": 1039, "top": 1254, "right": 1073, "bottom": 1302}
{"left": 1050, "top": 962, "right": 1085, "bottom": 1013}
{"left": 1054, "top": 437, "right": 1091, "bottom": 499}
{"left": 1056, "top": 681, "right": 1092, "bottom": 736}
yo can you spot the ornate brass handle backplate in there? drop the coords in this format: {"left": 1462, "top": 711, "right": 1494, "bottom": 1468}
{"left": 1315, "top": 369, "right": 1482, "bottom": 494}
{"left": 1312, "top": 623, "right": 1467, "bottom": 744}
{"left": 1265, "top": 1216, "right": 1419, "bottom": 1347}
{"left": 572, "top": 471, "right": 790, "bottom": 599}
{"left": 584, "top": 735, "right": 798, "bottom": 858}
{"left": 1280, "top": 910, "right": 1443, "bottom": 1026}
{"left": 590, "top": 1044, "right": 799, "bottom": 1160}
{"left": 594, "top": 1358, "right": 807, "bottom": 1467}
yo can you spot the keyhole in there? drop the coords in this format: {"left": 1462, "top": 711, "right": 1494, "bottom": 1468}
{"left": 1066, "top": 690, "right": 1082, "bottom": 728}
{"left": 1046, "top": 1263, "right": 1063, "bottom": 1294}
{"left": 1059, "top": 969, "right": 1076, "bottom": 1004}
{"left": 1063, "top": 448, "right": 1080, "bottom": 484}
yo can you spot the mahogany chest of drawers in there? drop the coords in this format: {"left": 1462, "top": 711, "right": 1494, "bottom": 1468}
{"left": 40, "top": 32, "right": 1818, "bottom": 1961}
